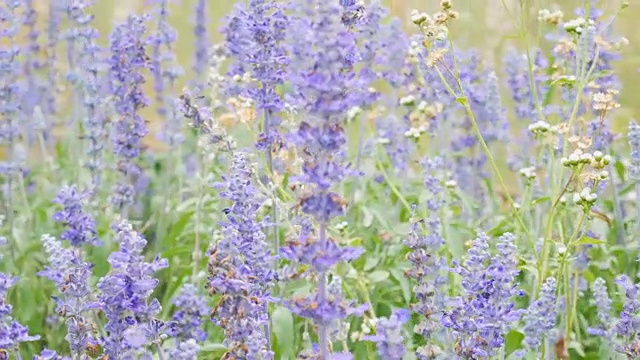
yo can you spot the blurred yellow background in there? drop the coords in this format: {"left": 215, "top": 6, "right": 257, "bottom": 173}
{"left": 14, "top": 0, "right": 640, "bottom": 151}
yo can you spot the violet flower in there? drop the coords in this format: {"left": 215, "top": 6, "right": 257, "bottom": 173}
{"left": 208, "top": 151, "right": 276, "bottom": 358}
{"left": 150, "top": 0, "right": 184, "bottom": 147}
{"left": 192, "top": 0, "right": 208, "bottom": 87}
{"left": 97, "top": 220, "right": 169, "bottom": 358}
{"left": 66, "top": 0, "right": 108, "bottom": 190}
{"left": 108, "top": 14, "right": 150, "bottom": 214}
{"left": 0, "top": 1, "right": 23, "bottom": 186}
{"left": 364, "top": 309, "right": 410, "bottom": 360}
{"left": 222, "top": 0, "right": 289, "bottom": 155}
{"left": 587, "top": 277, "right": 613, "bottom": 339}
{"left": 171, "top": 283, "right": 208, "bottom": 342}
{"left": 280, "top": 1, "right": 367, "bottom": 357}
{"left": 52, "top": 185, "right": 100, "bottom": 247}
{"left": 441, "top": 232, "right": 523, "bottom": 358}
{"left": 32, "top": 349, "right": 71, "bottom": 360}
{"left": 521, "top": 277, "right": 557, "bottom": 356}
{"left": 37, "top": 235, "right": 100, "bottom": 357}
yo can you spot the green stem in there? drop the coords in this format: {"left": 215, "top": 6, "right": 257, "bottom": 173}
{"left": 432, "top": 59, "right": 534, "bottom": 255}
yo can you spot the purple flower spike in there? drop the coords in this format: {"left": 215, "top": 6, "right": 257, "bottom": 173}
{"left": 172, "top": 283, "right": 208, "bottom": 342}
{"left": 97, "top": 220, "right": 169, "bottom": 358}
{"left": 364, "top": 309, "right": 410, "bottom": 360}
{"left": 52, "top": 185, "right": 100, "bottom": 247}
{"left": 208, "top": 152, "right": 276, "bottom": 359}
{"left": 108, "top": 14, "right": 150, "bottom": 213}
{"left": 442, "top": 232, "right": 523, "bottom": 358}
{"left": 37, "top": 235, "right": 100, "bottom": 357}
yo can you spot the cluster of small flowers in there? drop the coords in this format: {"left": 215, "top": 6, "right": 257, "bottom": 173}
{"left": 410, "top": 0, "right": 458, "bottom": 43}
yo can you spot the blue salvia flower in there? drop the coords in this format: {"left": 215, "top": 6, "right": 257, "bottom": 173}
{"left": 150, "top": 0, "right": 184, "bottom": 147}
{"left": 44, "top": 0, "right": 65, "bottom": 118}
{"left": 521, "top": 277, "right": 557, "bottom": 356}
{"left": 97, "top": 220, "right": 169, "bottom": 358}
{"left": 108, "top": 15, "right": 150, "bottom": 213}
{"left": 364, "top": 309, "right": 410, "bottom": 360}
{"left": 37, "top": 235, "right": 100, "bottom": 357}
{"left": 222, "top": 0, "right": 289, "bottom": 153}
{"left": 610, "top": 275, "right": 640, "bottom": 357}
{"left": 406, "top": 157, "right": 448, "bottom": 357}
{"left": 192, "top": 0, "right": 208, "bottom": 86}
{"left": 629, "top": 121, "right": 640, "bottom": 180}
{"left": 171, "top": 283, "right": 208, "bottom": 342}
{"left": 21, "top": 0, "right": 45, "bottom": 127}
{"left": 66, "top": 0, "right": 108, "bottom": 190}
{"left": 208, "top": 151, "right": 276, "bottom": 359}
{"left": 0, "top": 228, "right": 40, "bottom": 354}
{"left": 52, "top": 186, "right": 100, "bottom": 247}
{"left": 0, "top": 1, "right": 24, "bottom": 188}
{"left": 442, "top": 233, "right": 523, "bottom": 358}
{"left": 167, "top": 339, "right": 200, "bottom": 360}
{"left": 502, "top": 48, "right": 537, "bottom": 123}
{"left": 282, "top": 1, "right": 367, "bottom": 356}
{"left": 588, "top": 277, "right": 613, "bottom": 339}
{"left": 32, "top": 349, "right": 71, "bottom": 360}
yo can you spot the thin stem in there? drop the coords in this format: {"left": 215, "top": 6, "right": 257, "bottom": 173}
{"left": 156, "top": 342, "right": 165, "bottom": 360}
{"left": 317, "top": 222, "right": 328, "bottom": 359}
{"left": 264, "top": 109, "right": 280, "bottom": 251}
{"left": 432, "top": 60, "right": 534, "bottom": 254}
{"left": 192, "top": 139, "right": 204, "bottom": 282}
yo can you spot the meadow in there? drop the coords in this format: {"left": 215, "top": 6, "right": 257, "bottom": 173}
{"left": 1, "top": 0, "right": 640, "bottom": 359}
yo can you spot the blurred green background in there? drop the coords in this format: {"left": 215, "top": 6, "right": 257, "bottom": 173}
{"left": 26, "top": 0, "right": 639, "bottom": 141}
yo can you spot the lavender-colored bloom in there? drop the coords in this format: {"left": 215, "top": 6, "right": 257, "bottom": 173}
{"left": 406, "top": 158, "right": 448, "bottom": 356}
{"left": 66, "top": 0, "right": 108, "bottom": 189}
{"left": 284, "top": 2, "right": 366, "bottom": 356}
{"left": 588, "top": 277, "right": 613, "bottom": 338}
{"left": 208, "top": 152, "right": 276, "bottom": 359}
{"left": 32, "top": 349, "right": 71, "bottom": 360}
{"left": 97, "top": 220, "right": 169, "bottom": 358}
{"left": 610, "top": 275, "right": 640, "bottom": 356}
{"left": 521, "top": 277, "right": 557, "bottom": 355}
{"left": 222, "top": 0, "right": 289, "bottom": 152}
{"left": 150, "top": 0, "right": 184, "bottom": 147}
{"left": 52, "top": 185, "right": 100, "bottom": 247}
{"left": 108, "top": 15, "right": 150, "bottom": 212}
{"left": 37, "top": 235, "right": 100, "bottom": 356}
{"left": 364, "top": 309, "right": 410, "bottom": 360}
{"left": 503, "top": 48, "right": 537, "bottom": 123}
{"left": 629, "top": 121, "right": 640, "bottom": 180}
{"left": 0, "top": 1, "right": 23, "bottom": 183}
{"left": 441, "top": 233, "right": 523, "bottom": 358}
{"left": 20, "top": 0, "right": 44, "bottom": 127}
{"left": 171, "top": 283, "right": 208, "bottom": 342}
{"left": 43, "top": 1, "right": 64, "bottom": 118}
{"left": 192, "top": 0, "right": 208, "bottom": 83}
{"left": 167, "top": 339, "right": 200, "bottom": 360}
{"left": 0, "top": 228, "right": 40, "bottom": 353}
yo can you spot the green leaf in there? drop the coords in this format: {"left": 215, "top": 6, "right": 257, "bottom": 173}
{"left": 368, "top": 270, "right": 390, "bottom": 283}
{"left": 574, "top": 236, "right": 606, "bottom": 246}
{"left": 389, "top": 268, "right": 412, "bottom": 305}
{"left": 455, "top": 96, "right": 468, "bottom": 106}
{"left": 531, "top": 196, "right": 551, "bottom": 205}
{"left": 363, "top": 256, "right": 380, "bottom": 271}
{"left": 487, "top": 218, "right": 513, "bottom": 237}
{"left": 505, "top": 330, "right": 524, "bottom": 356}
{"left": 362, "top": 206, "right": 373, "bottom": 228}
{"left": 165, "top": 210, "right": 194, "bottom": 243}
{"left": 615, "top": 159, "right": 625, "bottom": 182}
{"left": 272, "top": 307, "right": 295, "bottom": 360}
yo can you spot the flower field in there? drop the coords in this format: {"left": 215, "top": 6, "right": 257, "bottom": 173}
{"left": 1, "top": 0, "right": 639, "bottom": 359}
